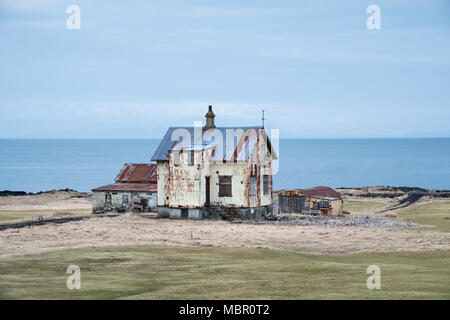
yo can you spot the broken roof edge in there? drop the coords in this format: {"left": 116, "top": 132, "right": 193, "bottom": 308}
{"left": 92, "top": 183, "right": 157, "bottom": 192}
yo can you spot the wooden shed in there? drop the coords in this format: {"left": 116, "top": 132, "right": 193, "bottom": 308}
{"left": 277, "top": 186, "right": 343, "bottom": 216}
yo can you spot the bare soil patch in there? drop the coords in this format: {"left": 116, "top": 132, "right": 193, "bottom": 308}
{"left": 1, "top": 213, "right": 449, "bottom": 257}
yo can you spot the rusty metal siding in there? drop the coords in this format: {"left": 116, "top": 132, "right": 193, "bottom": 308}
{"left": 279, "top": 186, "right": 342, "bottom": 200}
{"left": 279, "top": 196, "right": 290, "bottom": 213}
{"left": 276, "top": 190, "right": 343, "bottom": 216}
{"left": 293, "top": 196, "right": 305, "bottom": 213}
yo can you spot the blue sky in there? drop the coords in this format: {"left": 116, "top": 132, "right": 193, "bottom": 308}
{"left": 0, "top": 0, "right": 449, "bottom": 138}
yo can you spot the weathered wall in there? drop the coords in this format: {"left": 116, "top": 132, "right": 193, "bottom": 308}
{"left": 157, "top": 161, "right": 169, "bottom": 207}
{"left": 92, "top": 191, "right": 156, "bottom": 213}
{"left": 165, "top": 148, "right": 213, "bottom": 208}
{"left": 157, "top": 131, "right": 273, "bottom": 210}
{"left": 330, "top": 199, "right": 343, "bottom": 216}
{"left": 209, "top": 162, "right": 247, "bottom": 207}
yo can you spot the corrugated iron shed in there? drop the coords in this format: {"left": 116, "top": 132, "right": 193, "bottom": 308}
{"left": 151, "top": 127, "right": 277, "bottom": 162}
{"left": 114, "top": 163, "right": 157, "bottom": 183}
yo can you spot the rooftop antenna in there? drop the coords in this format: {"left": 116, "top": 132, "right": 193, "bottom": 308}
{"left": 261, "top": 109, "right": 266, "bottom": 129}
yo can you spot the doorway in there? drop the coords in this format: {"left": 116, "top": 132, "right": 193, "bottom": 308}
{"left": 205, "top": 176, "right": 210, "bottom": 206}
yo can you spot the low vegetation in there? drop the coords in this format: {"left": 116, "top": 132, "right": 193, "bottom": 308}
{"left": 0, "top": 246, "right": 449, "bottom": 299}
{"left": 0, "top": 209, "right": 92, "bottom": 223}
{"left": 344, "top": 201, "right": 387, "bottom": 213}
{"left": 397, "top": 201, "right": 450, "bottom": 233}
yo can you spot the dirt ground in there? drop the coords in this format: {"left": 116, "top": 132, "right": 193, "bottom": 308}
{"left": 0, "top": 190, "right": 91, "bottom": 211}
{"left": 1, "top": 190, "right": 449, "bottom": 257}
{"left": 1, "top": 213, "right": 450, "bottom": 257}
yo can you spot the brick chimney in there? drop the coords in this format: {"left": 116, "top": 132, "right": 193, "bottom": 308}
{"left": 204, "top": 105, "right": 216, "bottom": 129}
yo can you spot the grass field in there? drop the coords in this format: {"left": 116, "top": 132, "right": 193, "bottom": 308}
{"left": 397, "top": 201, "right": 450, "bottom": 233}
{"left": 0, "top": 246, "right": 449, "bottom": 300}
{"left": 344, "top": 201, "right": 387, "bottom": 213}
{"left": 0, "top": 209, "right": 92, "bottom": 223}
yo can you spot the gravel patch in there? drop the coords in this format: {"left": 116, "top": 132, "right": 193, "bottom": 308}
{"left": 241, "top": 215, "right": 418, "bottom": 228}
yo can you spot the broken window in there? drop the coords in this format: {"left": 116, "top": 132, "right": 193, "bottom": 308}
{"left": 219, "top": 175, "right": 232, "bottom": 197}
{"left": 250, "top": 176, "right": 256, "bottom": 196}
{"left": 122, "top": 194, "right": 129, "bottom": 204}
{"left": 105, "top": 194, "right": 111, "bottom": 205}
{"left": 263, "top": 175, "right": 270, "bottom": 195}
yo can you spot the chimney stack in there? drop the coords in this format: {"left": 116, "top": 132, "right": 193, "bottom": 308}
{"left": 204, "top": 105, "right": 216, "bottom": 129}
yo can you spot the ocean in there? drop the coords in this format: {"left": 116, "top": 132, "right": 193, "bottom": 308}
{"left": 0, "top": 138, "right": 449, "bottom": 193}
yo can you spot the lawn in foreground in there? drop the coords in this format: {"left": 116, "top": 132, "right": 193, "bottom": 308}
{"left": 397, "top": 201, "right": 450, "bottom": 233}
{"left": 0, "top": 209, "right": 92, "bottom": 223}
{"left": 344, "top": 201, "right": 387, "bottom": 213}
{"left": 0, "top": 246, "right": 449, "bottom": 300}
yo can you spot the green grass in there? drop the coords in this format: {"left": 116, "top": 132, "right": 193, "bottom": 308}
{"left": 344, "top": 201, "right": 387, "bottom": 213}
{"left": 0, "top": 209, "right": 92, "bottom": 223}
{"left": 397, "top": 201, "right": 450, "bottom": 233}
{"left": 0, "top": 246, "right": 449, "bottom": 300}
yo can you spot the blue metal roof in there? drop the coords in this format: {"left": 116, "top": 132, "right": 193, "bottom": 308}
{"left": 151, "top": 126, "right": 275, "bottom": 161}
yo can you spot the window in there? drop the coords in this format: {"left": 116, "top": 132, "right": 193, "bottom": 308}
{"left": 173, "top": 151, "right": 180, "bottom": 166}
{"left": 122, "top": 194, "right": 129, "bottom": 204}
{"left": 219, "top": 175, "right": 232, "bottom": 197}
{"left": 105, "top": 194, "right": 111, "bottom": 205}
{"left": 319, "top": 201, "right": 329, "bottom": 208}
{"left": 250, "top": 176, "right": 256, "bottom": 196}
{"left": 189, "top": 151, "right": 195, "bottom": 166}
{"left": 263, "top": 175, "right": 270, "bottom": 195}
{"left": 304, "top": 201, "right": 310, "bottom": 209}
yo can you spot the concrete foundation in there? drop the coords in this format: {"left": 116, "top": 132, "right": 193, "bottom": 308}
{"left": 157, "top": 205, "right": 272, "bottom": 220}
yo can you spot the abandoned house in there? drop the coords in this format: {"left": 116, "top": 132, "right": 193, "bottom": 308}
{"left": 151, "top": 105, "right": 277, "bottom": 219}
{"left": 277, "top": 186, "right": 343, "bottom": 216}
{"left": 92, "top": 163, "right": 157, "bottom": 213}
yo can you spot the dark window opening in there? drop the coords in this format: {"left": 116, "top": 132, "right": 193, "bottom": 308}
{"left": 173, "top": 151, "right": 180, "bottom": 166}
{"left": 250, "top": 176, "right": 256, "bottom": 196}
{"left": 219, "top": 175, "right": 232, "bottom": 197}
{"left": 122, "top": 194, "right": 129, "bottom": 204}
{"left": 105, "top": 194, "right": 111, "bottom": 205}
{"left": 319, "top": 201, "right": 329, "bottom": 208}
{"left": 189, "top": 151, "right": 195, "bottom": 166}
{"left": 263, "top": 175, "right": 270, "bottom": 195}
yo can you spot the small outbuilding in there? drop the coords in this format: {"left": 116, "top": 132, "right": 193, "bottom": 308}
{"left": 92, "top": 163, "right": 157, "bottom": 213}
{"left": 277, "top": 186, "right": 343, "bottom": 216}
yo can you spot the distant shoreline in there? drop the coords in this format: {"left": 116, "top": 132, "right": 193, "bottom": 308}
{"left": 1, "top": 186, "right": 450, "bottom": 198}
{"left": 0, "top": 189, "right": 91, "bottom": 197}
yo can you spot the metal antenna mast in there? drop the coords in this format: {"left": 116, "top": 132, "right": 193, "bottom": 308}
{"left": 261, "top": 109, "right": 266, "bottom": 128}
